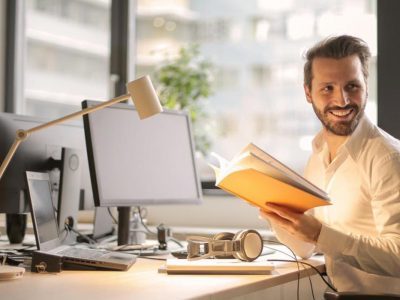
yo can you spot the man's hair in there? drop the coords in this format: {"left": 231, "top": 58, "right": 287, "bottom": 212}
{"left": 303, "top": 35, "right": 371, "bottom": 89}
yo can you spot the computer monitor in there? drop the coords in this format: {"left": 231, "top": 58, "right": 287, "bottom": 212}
{"left": 0, "top": 112, "right": 94, "bottom": 214}
{"left": 82, "top": 100, "right": 202, "bottom": 245}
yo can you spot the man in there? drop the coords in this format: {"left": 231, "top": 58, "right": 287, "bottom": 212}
{"left": 260, "top": 35, "right": 400, "bottom": 293}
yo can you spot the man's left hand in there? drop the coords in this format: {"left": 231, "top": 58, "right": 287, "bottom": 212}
{"left": 260, "top": 203, "right": 322, "bottom": 244}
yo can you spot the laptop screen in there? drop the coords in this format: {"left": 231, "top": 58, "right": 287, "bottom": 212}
{"left": 26, "top": 172, "right": 59, "bottom": 246}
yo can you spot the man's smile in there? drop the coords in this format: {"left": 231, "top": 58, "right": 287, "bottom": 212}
{"left": 328, "top": 108, "right": 355, "bottom": 120}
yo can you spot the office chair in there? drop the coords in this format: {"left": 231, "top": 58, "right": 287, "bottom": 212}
{"left": 324, "top": 291, "right": 400, "bottom": 300}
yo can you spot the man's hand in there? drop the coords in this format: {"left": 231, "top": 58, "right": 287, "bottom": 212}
{"left": 260, "top": 203, "right": 322, "bottom": 244}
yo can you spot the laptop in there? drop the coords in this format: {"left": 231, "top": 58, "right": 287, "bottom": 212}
{"left": 25, "top": 171, "right": 136, "bottom": 271}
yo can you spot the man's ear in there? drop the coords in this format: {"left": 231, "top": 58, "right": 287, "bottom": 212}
{"left": 304, "top": 84, "right": 312, "bottom": 103}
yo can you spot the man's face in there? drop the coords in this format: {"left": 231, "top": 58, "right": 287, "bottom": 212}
{"left": 304, "top": 54, "right": 368, "bottom": 136}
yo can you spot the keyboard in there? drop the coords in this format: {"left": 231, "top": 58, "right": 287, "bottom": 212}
{"left": 58, "top": 247, "right": 106, "bottom": 259}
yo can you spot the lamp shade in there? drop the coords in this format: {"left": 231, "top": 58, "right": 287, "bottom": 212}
{"left": 127, "top": 75, "right": 163, "bottom": 119}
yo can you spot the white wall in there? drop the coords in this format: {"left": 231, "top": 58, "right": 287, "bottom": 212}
{"left": 0, "top": 0, "right": 5, "bottom": 112}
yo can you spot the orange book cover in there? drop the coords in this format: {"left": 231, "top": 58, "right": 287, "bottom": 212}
{"left": 210, "top": 143, "right": 330, "bottom": 213}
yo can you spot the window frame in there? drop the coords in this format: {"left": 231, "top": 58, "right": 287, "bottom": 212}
{"left": 5, "top": 0, "right": 400, "bottom": 173}
{"left": 377, "top": 0, "right": 400, "bottom": 137}
{"left": 4, "top": 0, "right": 129, "bottom": 112}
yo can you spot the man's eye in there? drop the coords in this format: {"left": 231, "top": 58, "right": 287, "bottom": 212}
{"left": 322, "top": 86, "right": 332, "bottom": 92}
{"left": 347, "top": 84, "right": 359, "bottom": 91}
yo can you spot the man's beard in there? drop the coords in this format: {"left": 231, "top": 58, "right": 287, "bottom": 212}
{"left": 311, "top": 102, "right": 366, "bottom": 136}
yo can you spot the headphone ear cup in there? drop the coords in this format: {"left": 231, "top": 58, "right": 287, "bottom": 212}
{"left": 232, "top": 230, "right": 263, "bottom": 262}
{"left": 212, "top": 232, "right": 235, "bottom": 259}
{"left": 232, "top": 230, "right": 247, "bottom": 261}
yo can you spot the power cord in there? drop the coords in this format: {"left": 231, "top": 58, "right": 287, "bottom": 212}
{"left": 264, "top": 242, "right": 314, "bottom": 300}
{"left": 64, "top": 224, "right": 96, "bottom": 245}
{"left": 264, "top": 239, "right": 301, "bottom": 300}
{"left": 138, "top": 256, "right": 167, "bottom": 261}
{"left": 137, "top": 206, "right": 156, "bottom": 235}
{"left": 168, "top": 237, "right": 183, "bottom": 248}
{"left": 274, "top": 258, "right": 336, "bottom": 292}
{"left": 136, "top": 207, "right": 182, "bottom": 248}
{"left": 264, "top": 239, "right": 337, "bottom": 295}
{"left": 107, "top": 208, "right": 118, "bottom": 224}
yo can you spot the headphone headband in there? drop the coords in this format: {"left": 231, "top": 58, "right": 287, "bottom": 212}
{"left": 186, "top": 230, "right": 263, "bottom": 262}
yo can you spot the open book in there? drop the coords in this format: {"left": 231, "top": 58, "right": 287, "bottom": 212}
{"left": 209, "top": 143, "right": 330, "bottom": 213}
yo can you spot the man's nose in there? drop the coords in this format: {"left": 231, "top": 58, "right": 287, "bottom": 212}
{"left": 334, "top": 89, "right": 350, "bottom": 107}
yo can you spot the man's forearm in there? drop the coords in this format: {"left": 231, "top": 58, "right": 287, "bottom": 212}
{"left": 317, "top": 224, "right": 400, "bottom": 277}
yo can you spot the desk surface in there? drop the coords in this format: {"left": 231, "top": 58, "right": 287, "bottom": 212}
{"left": 0, "top": 250, "right": 325, "bottom": 300}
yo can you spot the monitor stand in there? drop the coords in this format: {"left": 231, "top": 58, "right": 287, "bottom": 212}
{"left": 57, "top": 147, "right": 82, "bottom": 245}
{"left": 117, "top": 207, "right": 146, "bottom": 246}
{"left": 117, "top": 207, "right": 131, "bottom": 245}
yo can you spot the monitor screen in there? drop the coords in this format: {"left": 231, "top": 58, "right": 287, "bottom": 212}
{"left": 82, "top": 100, "right": 202, "bottom": 207}
{"left": 0, "top": 112, "right": 94, "bottom": 213}
{"left": 26, "top": 172, "right": 59, "bottom": 245}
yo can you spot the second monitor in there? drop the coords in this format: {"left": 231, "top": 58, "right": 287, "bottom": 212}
{"left": 82, "top": 100, "right": 202, "bottom": 245}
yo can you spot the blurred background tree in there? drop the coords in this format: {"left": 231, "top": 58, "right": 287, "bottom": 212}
{"left": 153, "top": 44, "right": 214, "bottom": 155}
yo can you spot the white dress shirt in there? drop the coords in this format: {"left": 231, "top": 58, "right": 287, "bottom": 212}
{"left": 274, "top": 116, "right": 400, "bottom": 293}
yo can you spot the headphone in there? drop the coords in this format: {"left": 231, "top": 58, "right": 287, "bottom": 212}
{"left": 186, "top": 229, "right": 263, "bottom": 262}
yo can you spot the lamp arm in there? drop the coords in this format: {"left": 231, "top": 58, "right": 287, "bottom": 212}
{"left": 0, "top": 130, "right": 28, "bottom": 179}
{"left": 0, "top": 93, "right": 130, "bottom": 180}
{"left": 27, "top": 93, "right": 130, "bottom": 135}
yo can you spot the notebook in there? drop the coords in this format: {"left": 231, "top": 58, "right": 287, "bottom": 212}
{"left": 161, "top": 258, "right": 275, "bottom": 275}
{"left": 25, "top": 171, "right": 136, "bottom": 271}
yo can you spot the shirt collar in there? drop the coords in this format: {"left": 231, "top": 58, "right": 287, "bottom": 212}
{"left": 344, "top": 115, "right": 373, "bottom": 161}
{"left": 311, "top": 115, "right": 373, "bottom": 162}
{"left": 311, "top": 130, "right": 325, "bottom": 154}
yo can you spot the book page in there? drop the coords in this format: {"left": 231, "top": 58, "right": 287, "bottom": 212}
{"left": 208, "top": 163, "right": 221, "bottom": 181}
{"left": 242, "top": 143, "right": 328, "bottom": 199}
{"left": 210, "top": 151, "right": 250, "bottom": 184}
{"left": 232, "top": 152, "right": 327, "bottom": 200}
{"left": 209, "top": 152, "right": 230, "bottom": 170}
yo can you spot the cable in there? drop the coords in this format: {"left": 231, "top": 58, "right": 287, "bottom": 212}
{"left": 267, "top": 244, "right": 329, "bottom": 292}
{"left": 303, "top": 261, "right": 316, "bottom": 300}
{"left": 134, "top": 207, "right": 186, "bottom": 250}
{"left": 130, "top": 229, "right": 149, "bottom": 235}
{"left": 107, "top": 208, "right": 118, "bottom": 224}
{"left": 60, "top": 225, "right": 70, "bottom": 243}
{"left": 137, "top": 256, "right": 167, "bottom": 261}
{"left": 168, "top": 237, "right": 183, "bottom": 248}
{"left": 272, "top": 246, "right": 315, "bottom": 300}
{"left": 135, "top": 208, "right": 185, "bottom": 248}
{"left": 263, "top": 239, "right": 337, "bottom": 293}
{"left": 269, "top": 259, "right": 336, "bottom": 292}
{"left": 65, "top": 224, "right": 97, "bottom": 245}
{"left": 263, "top": 240, "right": 300, "bottom": 300}
{"left": 264, "top": 244, "right": 315, "bottom": 300}
{"left": 137, "top": 206, "right": 156, "bottom": 235}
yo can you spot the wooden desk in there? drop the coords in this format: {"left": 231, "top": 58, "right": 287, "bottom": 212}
{"left": 0, "top": 252, "right": 326, "bottom": 300}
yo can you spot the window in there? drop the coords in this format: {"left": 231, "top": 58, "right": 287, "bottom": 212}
{"left": 19, "top": 0, "right": 112, "bottom": 117}
{"left": 9, "top": 0, "right": 377, "bottom": 181}
{"left": 133, "top": 0, "right": 377, "bottom": 181}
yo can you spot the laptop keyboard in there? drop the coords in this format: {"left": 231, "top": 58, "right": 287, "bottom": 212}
{"left": 58, "top": 248, "right": 106, "bottom": 259}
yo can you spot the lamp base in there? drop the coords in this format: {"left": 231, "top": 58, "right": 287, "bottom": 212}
{"left": 6, "top": 213, "right": 27, "bottom": 244}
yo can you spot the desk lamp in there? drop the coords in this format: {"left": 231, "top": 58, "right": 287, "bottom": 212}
{"left": 0, "top": 76, "right": 162, "bottom": 278}
{"left": 0, "top": 75, "right": 163, "bottom": 180}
